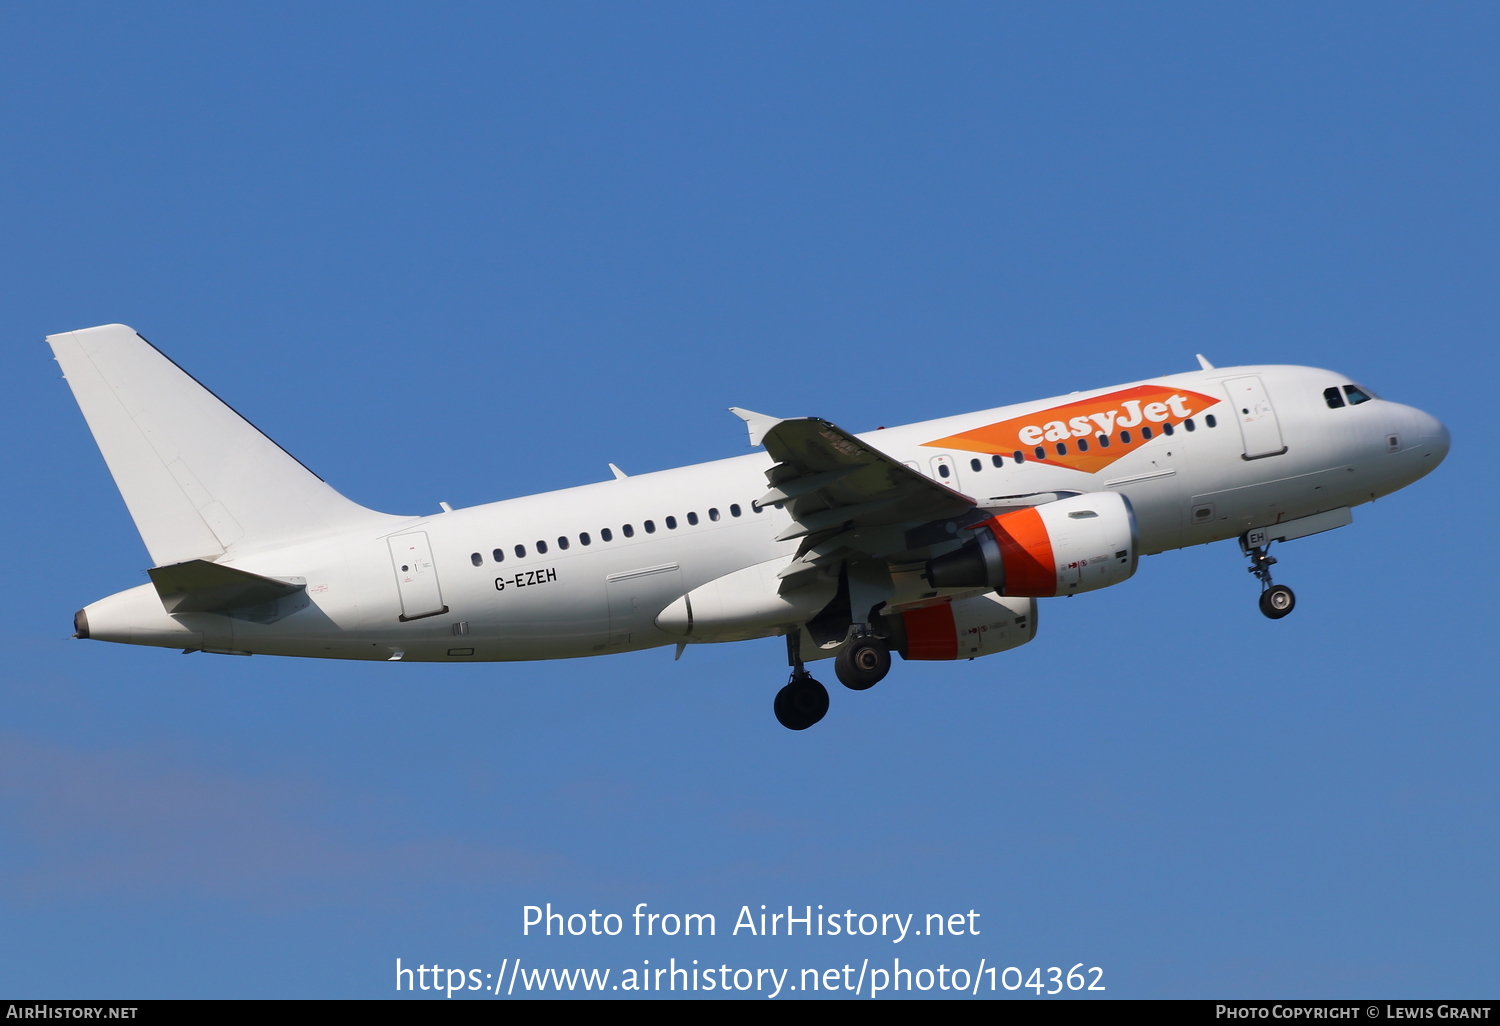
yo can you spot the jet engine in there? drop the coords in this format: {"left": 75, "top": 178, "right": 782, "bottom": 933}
{"left": 926, "top": 491, "right": 1137, "bottom": 598}
{"left": 887, "top": 592, "right": 1037, "bottom": 661}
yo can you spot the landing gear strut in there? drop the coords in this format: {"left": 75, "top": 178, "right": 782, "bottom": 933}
{"left": 774, "top": 629, "right": 829, "bottom": 730}
{"left": 1244, "top": 539, "right": 1296, "bottom": 619}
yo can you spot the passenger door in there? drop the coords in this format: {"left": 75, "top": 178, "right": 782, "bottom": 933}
{"left": 1223, "top": 375, "right": 1287, "bottom": 459}
{"left": 388, "top": 532, "right": 448, "bottom": 621}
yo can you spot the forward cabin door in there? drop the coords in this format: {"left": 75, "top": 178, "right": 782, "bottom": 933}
{"left": 388, "top": 532, "right": 448, "bottom": 621}
{"left": 1223, "top": 375, "right": 1287, "bottom": 459}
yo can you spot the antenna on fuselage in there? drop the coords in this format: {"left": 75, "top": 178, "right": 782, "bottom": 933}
{"left": 1196, "top": 354, "right": 1215, "bottom": 370}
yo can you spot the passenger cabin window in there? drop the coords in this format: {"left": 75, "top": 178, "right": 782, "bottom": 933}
{"left": 1162, "top": 422, "right": 1175, "bottom": 436}
{"left": 470, "top": 552, "right": 482, "bottom": 567}
{"left": 1344, "top": 385, "right": 1373, "bottom": 405}
{"left": 514, "top": 544, "right": 526, "bottom": 558}
{"left": 601, "top": 528, "right": 613, "bottom": 542}
{"left": 1098, "top": 434, "right": 1110, "bottom": 447}
{"left": 1184, "top": 418, "right": 1195, "bottom": 431}
{"left": 579, "top": 532, "right": 591, "bottom": 546}
{"left": 1055, "top": 442, "right": 1068, "bottom": 456}
{"left": 536, "top": 540, "right": 548, "bottom": 554}
{"left": 1205, "top": 415, "right": 1217, "bottom": 428}
{"left": 1034, "top": 447, "right": 1046, "bottom": 460}
{"left": 1077, "top": 438, "right": 1089, "bottom": 452}
{"left": 665, "top": 516, "right": 677, "bottom": 529}
{"left": 492, "top": 548, "right": 505, "bottom": 563}
{"left": 622, "top": 524, "right": 634, "bottom": 538}
{"left": 708, "top": 508, "right": 720, "bottom": 522}
{"left": 729, "top": 504, "right": 741, "bottom": 517}
{"left": 992, "top": 455, "right": 1004, "bottom": 467}
{"left": 1120, "top": 430, "right": 1132, "bottom": 444}
{"left": 1012, "top": 450, "right": 1024, "bottom": 463}
{"left": 687, "top": 511, "right": 699, "bottom": 525}
{"left": 1141, "top": 427, "right": 1153, "bottom": 440}
{"left": 644, "top": 520, "right": 656, "bottom": 534}
{"left": 970, "top": 458, "right": 982, "bottom": 472}
{"left": 557, "top": 536, "right": 569, "bottom": 550}
{"left": 1324, "top": 386, "right": 1346, "bottom": 409}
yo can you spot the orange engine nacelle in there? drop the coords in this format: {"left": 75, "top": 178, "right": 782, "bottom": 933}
{"left": 926, "top": 491, "right": 1138, "bottom": 598}
{"left": 898, "top": 592, "right": 1037, "bottom": 661}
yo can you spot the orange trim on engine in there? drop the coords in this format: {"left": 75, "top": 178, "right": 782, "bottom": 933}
{"left": 903, "top": 602, "right": 958, "bottom": 660}
{"left": 988, "top": 507, "right": 1057, "bottom": 597}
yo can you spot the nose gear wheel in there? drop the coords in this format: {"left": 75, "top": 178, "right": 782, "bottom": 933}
{"left": 1259, "top": 584, "right": 1296, "bottom": 619}
{"left": 1244, "top": 540, "right": 1297, "bottom": 619}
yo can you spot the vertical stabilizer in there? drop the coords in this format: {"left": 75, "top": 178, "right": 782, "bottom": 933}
{"left": 49, "top": 324, "right": 397, "bottom": 565}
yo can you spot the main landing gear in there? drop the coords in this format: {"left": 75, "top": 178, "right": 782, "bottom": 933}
{"left": 774, "top": 672, "right": 829, "bottom": 731}
{"left": 835, "top": 631, "right": 891, "bottom": 691}
{"left": 775, "top": 631, "right": 828, "bottom": 730}
{"left": 774, "top": 628, "right": 892, "bottom": 730}
{"left": 1244, "top": 539, "right": 1296, "bottom": 620}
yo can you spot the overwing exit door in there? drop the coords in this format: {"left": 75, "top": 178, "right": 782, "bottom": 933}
{"left": 388, "top": 532, "right": 448, "bottom": 621}
{"left": 1223, "top": 375, "right": 1287, "bottom": 460}
{"left": 929, "top": 454, "right": 960, "bottom": 491}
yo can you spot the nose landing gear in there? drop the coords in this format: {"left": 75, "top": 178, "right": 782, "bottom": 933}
{"left": 1244, "top": 537, "right": 1296, "bottom": 619}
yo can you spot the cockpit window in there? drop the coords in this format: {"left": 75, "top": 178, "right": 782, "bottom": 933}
{"left": 1323, "top": 386, "right": 1345, "bottom": 409}
{"left": 1343, "top": 384, "right": 1373, "bottom": 405}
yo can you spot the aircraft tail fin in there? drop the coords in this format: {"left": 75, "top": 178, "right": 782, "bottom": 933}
{"left": 49, "top": 324, "right": 396, "bottom": 566}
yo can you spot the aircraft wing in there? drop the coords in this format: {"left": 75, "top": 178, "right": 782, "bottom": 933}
{"left": 759, "top": 418, "right": 974, "bottom": 578}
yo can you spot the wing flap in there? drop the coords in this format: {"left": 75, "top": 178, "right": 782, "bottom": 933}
{"left": 760, "top": 419, "right": 974, "bottom": 557}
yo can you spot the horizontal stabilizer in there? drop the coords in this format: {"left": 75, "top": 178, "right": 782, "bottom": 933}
{"left": 148, "top": 559, "right": 305, "bottom": 614}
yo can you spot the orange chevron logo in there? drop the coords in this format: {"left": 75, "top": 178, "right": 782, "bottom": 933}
{"left": 923, "top": 384, "right": 1223, "bottom": 475}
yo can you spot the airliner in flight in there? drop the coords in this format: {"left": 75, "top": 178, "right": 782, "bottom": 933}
{"left": 52, "top": 325, "right": 1448, "bottom": 729}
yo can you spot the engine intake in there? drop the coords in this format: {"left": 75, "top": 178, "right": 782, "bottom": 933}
{"left": 925, "top": 491, "right": 1137, "bottom": 598}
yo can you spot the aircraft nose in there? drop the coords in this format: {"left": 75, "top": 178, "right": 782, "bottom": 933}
{"left": 1408, "top": 406, "right": 1450, "bottom": 466}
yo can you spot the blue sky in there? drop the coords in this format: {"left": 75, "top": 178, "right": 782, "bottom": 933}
{"left": 1, "top": 2, "right": 1495, "bottom": 999}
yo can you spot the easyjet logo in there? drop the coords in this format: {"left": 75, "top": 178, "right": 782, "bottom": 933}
{"left": 923, "top": 384, "right": 1222, "bottom": 475}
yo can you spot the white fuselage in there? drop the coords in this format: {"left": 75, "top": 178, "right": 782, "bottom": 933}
{"left": 82, "top": 364, "right": 1448, "bottom": 662}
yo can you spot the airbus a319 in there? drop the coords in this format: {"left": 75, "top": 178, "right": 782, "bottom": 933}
{"left": 52, "top": 325, "right": 1448, "bottom": 729}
